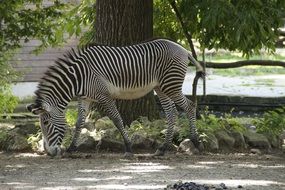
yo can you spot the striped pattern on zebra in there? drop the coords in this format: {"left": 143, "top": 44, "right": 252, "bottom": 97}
{"left": 27, "top": 38, "right": 204, "bottom": 157}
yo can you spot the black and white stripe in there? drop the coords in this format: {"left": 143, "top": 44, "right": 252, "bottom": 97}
{"left": 32, "top": 38, "right": 203, "bottom": 156}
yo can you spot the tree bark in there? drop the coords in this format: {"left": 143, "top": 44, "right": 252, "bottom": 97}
{"left": 94, "top": 0, "right": 159, "bottom": 125}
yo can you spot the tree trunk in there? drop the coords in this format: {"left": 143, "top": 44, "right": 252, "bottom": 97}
{"left": 94, "top": 0, "right": 159, "bottom": 125}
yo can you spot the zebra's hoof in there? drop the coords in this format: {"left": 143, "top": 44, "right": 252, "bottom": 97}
{"left": 123, "top": 152, "right": 134, "bottom": 159}
{"left": 197, "top": 141, "right": 204, "bottom": 152}
{"left": 66, "top": 145, "right": 77, "bottom": 153}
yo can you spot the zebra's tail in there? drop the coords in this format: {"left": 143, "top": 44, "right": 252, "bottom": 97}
{"left": 188, "top": 53, "right": 204, "bottom": 73}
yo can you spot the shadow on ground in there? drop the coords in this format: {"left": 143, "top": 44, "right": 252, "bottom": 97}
{"left": 0, "top": 152, "right": 284, "bottom": 190}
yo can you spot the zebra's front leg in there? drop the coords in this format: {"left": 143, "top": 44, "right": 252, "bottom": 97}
{"left": 154, "top": 88, "right": 177, "bottom": 156}
{"left": 98, "top": 97, "right": 133, "bottom": 157}
{"left": 67, "top": 100, "right": 90, "bottom": 152}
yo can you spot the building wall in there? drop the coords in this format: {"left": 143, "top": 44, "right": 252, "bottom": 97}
{"left": 11, "top": 38, "right": 78, "bottom": 82}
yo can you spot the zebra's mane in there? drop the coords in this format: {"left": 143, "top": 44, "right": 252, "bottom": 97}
{"left": 86, "top": 37, "right": 181, "bottom": 48}
{"left": 34, "top": 48, "right": 79, "bottom": 103}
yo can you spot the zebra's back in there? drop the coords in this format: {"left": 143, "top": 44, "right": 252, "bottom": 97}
{"left": 85, "top": 40, "right": 169, "bottom": 88}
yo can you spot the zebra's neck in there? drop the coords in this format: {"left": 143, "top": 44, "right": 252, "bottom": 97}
{"left": 36, "top": 63, "right": 78, "bottom": 111}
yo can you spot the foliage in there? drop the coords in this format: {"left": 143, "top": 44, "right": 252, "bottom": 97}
{"left": 4, "top": 0, "right": 280, "bottom": 58}
{"left": 128, "top": 117, "right": 166, "bottom": 141}
{"left": 221, "top": 113, "right": 246, "bottom": 133}
{"left": 0, "top": 0, "right": 94, "bottom": 88}
{"left": 177, "top": 109, "right": 246, "bottom": 143}
{"left": 0, "top": 128, "right": 9, "bottom": 150}
{"left": 155, "top": 0, "right": 285, "bottom": 57}
{"left": 65, "top": 108, "right": 78, "bottom": 127}
{"left": 0, "top": 0, "right": 66, "bottom": 89}
{"left": 1, "top": 0, "right": 65, "bottom": 52}
{"left": 254, "top": 107, "right": 285, "bottom": 136}
{"left": 1, "top": 0, "right": 284, "bottom": 85}
{"left": 0, "top": 50, "right": 19, "bottom": 86}
{"left": 0, "top": 86, "right": 19, "bottom": 114}
{"left": 27, "top": 131, "right": 42, "bottom": 151}
{"left": 153, "top": 1, "right": 185, "bottom": 44}
{"left": 49, "top": 0, "right": 95, "bottom": 46}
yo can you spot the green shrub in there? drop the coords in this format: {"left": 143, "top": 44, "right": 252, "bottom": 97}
{"left": 65, "top": 108, "right": 78, "bottom": 127}
{"left": 221, "top": 113, "right": 246, "bottom": 133}
{"left": 177, "top": 109, "right": 246, "bottom": 143}
{"left": 254, "top": 107, "right": 285, "bottom": 136}
{"left": 128, "top": 117, "right": 166, "bottom": 141}
{"left": 27, "top": 132, "right": 42, "bottom": 151}
{"left": 0, "top": 128, "right": 9, "bottom": 150}
{"left": 0, "top": 86, "right": 19, "bottom": 114}
{"left": 177, "top": 113, "right": 222, "bottom": 143}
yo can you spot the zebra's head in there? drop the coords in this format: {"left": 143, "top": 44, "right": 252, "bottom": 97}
{"left": 27, "top": 102, "right": 66, "bottom": 157}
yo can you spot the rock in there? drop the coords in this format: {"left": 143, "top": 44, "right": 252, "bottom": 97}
{"left": 95, "top": 117, "right": 115, "bottom": 130}
{"left": 96, "top": 137, "right": 124, "bottom": 152}
{"left": 215, "top": 130, "right": 235, "bottom": 151}
{"left": 178, "top": 139, "right": 199, "bottom": 155}
{"left": 83, "top": 121, "right": 96, "bottom": 132}
{"left": 101, "top": 128, "right": 121, "bottom": 140}
{"left": 0, "top": 128, "right": 31, "bottom": 152}
{"left": 231, "top": 131, "right": 247, "bottom": 150}
{"left": 131, "top": 132, "right": 158, "bottom": 151}
{"left": 250, "top": 148, "right": 262, "bottom": 155}
{"left": 243, "top": 130, "right": 271, "bottom": 150}
{"left": 13, "top": 123, "right": 38, "bottom": 136}
{"left": 264, "top": 134, "right": 281, "bottom": 149}
{"left": 248, "top": 125, "right": 257, "bottom": 131}
{"left": 203, "top": 132, "right": 219, "bottom": 152}
{"left": 76, "top": 133, "right": 96, "bottom": 152}
{"left": 7, "top": 131, "right": 31, "bottom": 151}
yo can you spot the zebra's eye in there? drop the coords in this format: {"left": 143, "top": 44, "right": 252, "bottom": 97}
{"left": 43, "top": 120, "right": 49, "bottom": 125}
{"left": 69, "top": 67, "right": 75, "bottom": 74}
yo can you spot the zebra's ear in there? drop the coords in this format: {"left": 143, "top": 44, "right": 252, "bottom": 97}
{"left": 26, "top": 103, "right": 45, "bottom": 115}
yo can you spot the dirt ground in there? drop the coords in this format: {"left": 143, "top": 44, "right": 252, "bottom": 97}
{"left": 0, "top": 152, "right": 284, "bottom": 190}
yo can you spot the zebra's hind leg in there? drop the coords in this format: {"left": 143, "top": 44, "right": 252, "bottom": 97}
{"left": 98, "top": 97, "right": 133, "bottom": 157}
{"left": 154, "top": 87, "right": 177, "bottom": 156}
{"left": 67, "top": 100, "right": 90, "bottom": 152}
{"left": 171, "top": 92, "right": 201, "bottom": 149}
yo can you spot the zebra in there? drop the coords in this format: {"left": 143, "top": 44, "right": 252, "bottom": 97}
{"left": 27, "top": 38, "right": 205, "bottom": 157}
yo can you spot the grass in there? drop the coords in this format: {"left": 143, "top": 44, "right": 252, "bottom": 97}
{"left": 211, "top": 66, "right": 285, "bottom": 77}
{"left": 254, "top": 79, "right": 275, "bottom": 86}
{"left": 240, "top": 78, "right": 276, "bottom": 87}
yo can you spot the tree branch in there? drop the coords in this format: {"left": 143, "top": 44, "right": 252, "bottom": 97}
{"left": 202, "top": 60, "right": 285, "bottom": 69}
{"left": 168, "top": 0, "right": 197, "bottom": 60}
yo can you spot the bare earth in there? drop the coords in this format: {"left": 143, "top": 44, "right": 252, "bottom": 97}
{"left": 0, "top": 152, "right": 284, "bottom": 190}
